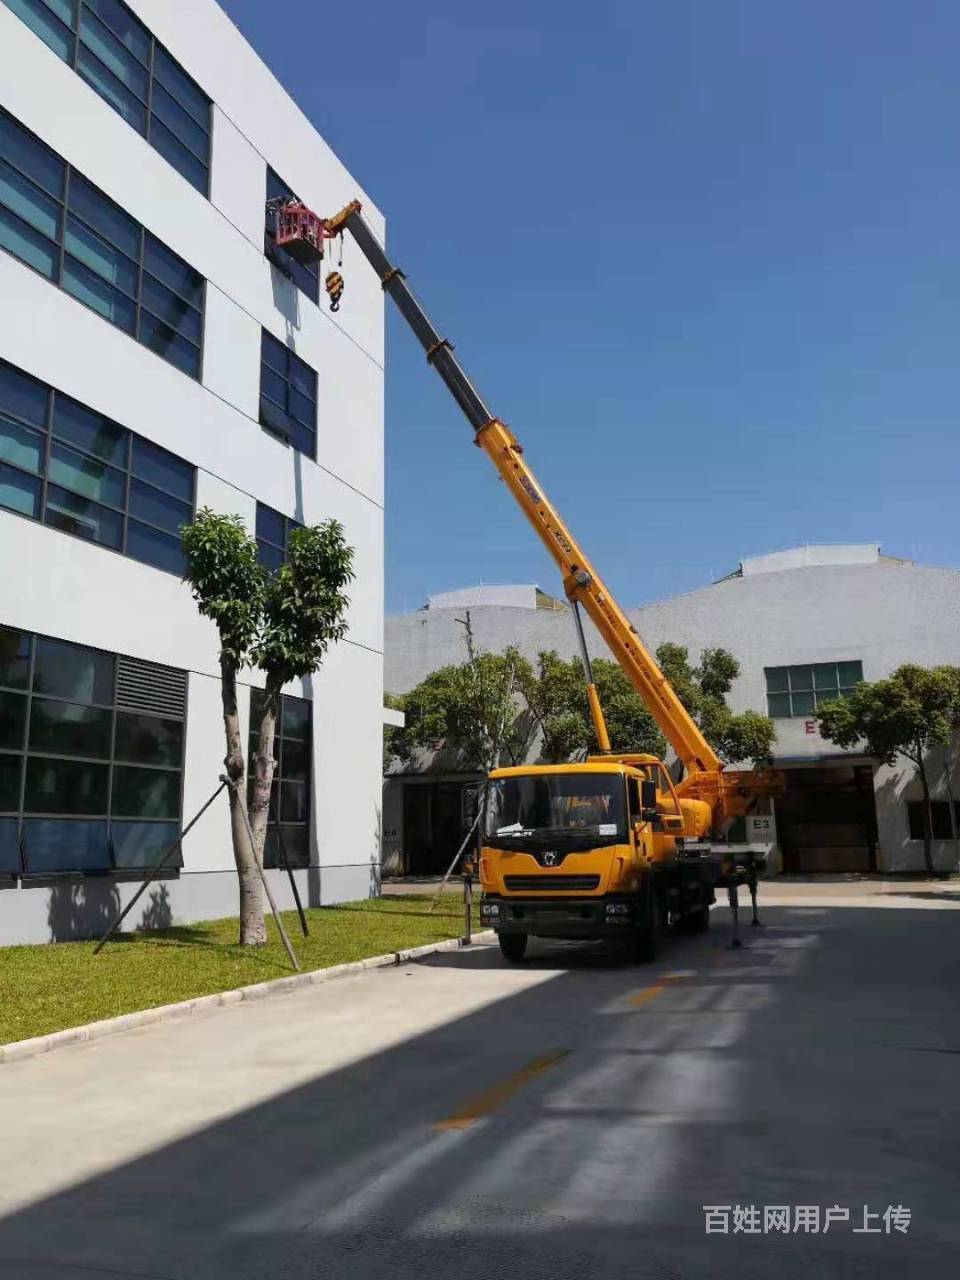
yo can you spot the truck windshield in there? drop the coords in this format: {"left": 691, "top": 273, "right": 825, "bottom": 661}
{"left": 484, "top": 774, "right": 627, "bottom": 847}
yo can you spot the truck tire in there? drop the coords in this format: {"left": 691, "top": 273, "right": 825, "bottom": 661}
{"left": 632, "top": 887, "right": 661, "bottom": 963}
{"left": 498, "top": 933, "right": 528, "bottom": 964}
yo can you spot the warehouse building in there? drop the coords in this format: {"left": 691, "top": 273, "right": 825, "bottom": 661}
{"left": 384, "top": 546, "right": 960, "bottom": 877}
{"left": 0, "top": 0, "right": 385, "bottom": 943}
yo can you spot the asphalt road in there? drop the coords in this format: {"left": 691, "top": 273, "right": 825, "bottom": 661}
{"left": 1, "top": 889, "right": 959, "bottom": 1280}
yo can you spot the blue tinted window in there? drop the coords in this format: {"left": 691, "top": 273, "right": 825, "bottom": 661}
{"left": 53, "top": 395, "right": 127, "bottom": 464}
{"left": 111, "top": 819, "right": 181, "bottom": 868}
{"left": 255, "top": 501, "right": 303, "bottom": 571}
{"left": 0, "top": 204, "right": 59, "bottom": 278}
{"left": 62, "top": 254, "right": 136, "bottom": 331}
{"left": 1, "top": 357, "right": 196, "bottom": 574}
{"left": 65, "top": 216, "right": 138, "bottom": 297}
{"left": 0, "top": 160, "right": 61, "bottom": 240}
{"left": 152, "top": 46, "right": 208, "bottom": 128}
{"left": 248, "top": 691, "right": 312, "bottom": 869}
{"left": 143, "top": 234, "right": 204, "bottom": 307}
{"left": 259, "top": 333, "right": 317, "bottom": 459}
{"left": 68, "top": 174, "right": 139, "bottom": 258}
{"left": 22, "top": 818, "right": 110, "bottom": 871}
{"left": 4, "top": 0, "right": 75, "bottom": 61}
{"left": 83, "top": 0, "right": 147, "bottom": 63}
{"left": 130, "top": 436, "right": 193, "bottom": 501}
{"left": 128, "top": 479, "right": 189, "bottom": 534}
{"left": 0, "top": 111, "right": 65, "bottom": 198}
{"left": 3, "top": 623, "right": 187, "bottom": 875}
{"left": 0, "top": 816, "right": 19, "bottom": 871}
{"left": 126, "top": 521, "right": 186, "bottom": 575}
{"left": 0, "top": 416, "right": 44, "bottom": 473}
{"left": 4, "top": 1, "right": 209, "bottom": 193}
{"left": 76, "top": 42, "right": 147, "bottom": 131}
{"left": 0, "top": 462, "right": 41, "bottom": 517}
{"left": 0, "top": 362, "right": 48, "bottom": 426}
{"left": 0, "top": 107, "right": 205, "bottom": 376}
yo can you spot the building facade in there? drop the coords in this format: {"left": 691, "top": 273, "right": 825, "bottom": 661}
{"left": 384, "top": 547, "right": 960, "bottom": 877}
{"left": 0, "top": 0, "right": 385, "bottom": 943}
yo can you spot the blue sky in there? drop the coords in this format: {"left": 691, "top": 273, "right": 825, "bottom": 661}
{"left": 223, "top": 0, "right": 959, "bottom": 613}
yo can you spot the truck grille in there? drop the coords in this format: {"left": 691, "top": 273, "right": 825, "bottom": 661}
{"left": 503, "top": 875, "right": 601, "bottom": 893}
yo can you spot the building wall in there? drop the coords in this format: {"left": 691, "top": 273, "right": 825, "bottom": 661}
{"left": 0, "top": 0, "right": 384, "bottom": 942}
{"left": 385, "top": 557, "right": 960, "bottom": 874}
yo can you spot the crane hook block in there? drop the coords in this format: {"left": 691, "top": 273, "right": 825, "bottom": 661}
{"left": 325, "top": 271, "right": 344, "bottom": 312}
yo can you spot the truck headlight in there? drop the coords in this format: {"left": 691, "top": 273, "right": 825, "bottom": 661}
{"left": 481, "top": 902, "right": 500, "bottom": 917}
{"left": 605, "top": 903, "right": 629, "bottom": 915}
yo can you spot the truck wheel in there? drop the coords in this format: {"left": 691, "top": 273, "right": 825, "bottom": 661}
{"left": 498, "top": 933, "right": 528, "bottom": 964}
{"left": 632, "top": 889, "right": 661, "bottom": 963}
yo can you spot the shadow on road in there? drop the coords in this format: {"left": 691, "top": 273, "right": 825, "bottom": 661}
{"left": 1, "top": 906, "right": 958, "bottom": 1279}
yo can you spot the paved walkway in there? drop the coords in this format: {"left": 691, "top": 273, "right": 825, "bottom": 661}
{"left": 1, "top": 892, "right": 959, "bottom": 1278}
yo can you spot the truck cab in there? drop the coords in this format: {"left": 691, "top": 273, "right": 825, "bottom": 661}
{"left": 479, "top": 759, "right": 716, "bottom": 962}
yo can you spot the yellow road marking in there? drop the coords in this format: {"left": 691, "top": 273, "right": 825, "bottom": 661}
{"left": 628, "top": 973, "right": 683, "bottom": 1007}
{"left": 435, "top": 1049, "right": 570, "bottom": 1132}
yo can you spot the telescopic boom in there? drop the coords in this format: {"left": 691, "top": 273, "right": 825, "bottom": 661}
{"left": 324, "top": 201, "right": 722, "bottom": 779}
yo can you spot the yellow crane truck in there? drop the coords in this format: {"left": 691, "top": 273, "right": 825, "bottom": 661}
{"left": 274, "top": 199, "right": 781, "bottom": 962}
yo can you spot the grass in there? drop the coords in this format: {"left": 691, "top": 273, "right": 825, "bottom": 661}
{"left": 0, "top": 893, "right": 480, "bottom": 1046}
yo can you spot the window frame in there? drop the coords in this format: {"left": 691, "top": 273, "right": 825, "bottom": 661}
{"left": 0, "top": 357, "right": 196, "bottom": 574}
{"left": 906, "top": 800, "right": 959, "bottom": 842}
{"left": 0, "top": 107, "right": 205, "bottom": 378}
{"left": 255, "top": 500, "right": 303, "bottom": 571}
{"left": 0, "top": 624, "right": 187, "bottom": 876}
{"left": 247, "top": 689, "right": 313, "bottom": 870}
{"left": 258, "top": 330, "right": 317, "bottom": 460}
{"left": 764, "top": 661, "right": 864, "bottom": 719}
{"left": 3, "top": 0, "right": 211, "bottom": 195}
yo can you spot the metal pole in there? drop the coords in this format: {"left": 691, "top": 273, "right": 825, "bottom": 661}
{"left": 748, "top": 854, "right": 762, "bottom": 927}
{"left": 223, "top": 776, "right": 300, "bottom": 972}
{"left": 569, "top": 600, "right": 612, "bottom": 752}
{"left": 463, "top": 867, "right": 473, "bottom": 945}
{"left": 429, "top": 807, "right": 483, "bottom": 913}
{"left": 728, "top": 882, "right": 742, "bottom": 949}
{"left": 269, "top": 793, "right": 309, "bottom": 937}
{"left": 94, "top": 782, "right": 227, "bottom": 955}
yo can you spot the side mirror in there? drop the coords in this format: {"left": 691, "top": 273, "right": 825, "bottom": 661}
{"left": 640, "top": 778, "right": 658, "bottom": 823}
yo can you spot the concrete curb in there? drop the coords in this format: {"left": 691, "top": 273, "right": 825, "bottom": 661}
{"left": 0, "top": 929, "right": 496, "bottom": 1066}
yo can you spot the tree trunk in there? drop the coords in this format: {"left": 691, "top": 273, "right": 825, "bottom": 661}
{"left": 249, "top": 684, "right": 280, "bottom": 865}
{"left": 220, "top": 656, "right": 266, "bottom": 945}
{"left": 944, "top": 745, "right": 960, "bottom": 874}
{"left": 917, "top": 747, "right": 935, "bottom": 876}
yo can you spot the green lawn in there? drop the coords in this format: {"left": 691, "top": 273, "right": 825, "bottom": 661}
{"left": 0, "top": 894, "right": 479, "bottom": 1046}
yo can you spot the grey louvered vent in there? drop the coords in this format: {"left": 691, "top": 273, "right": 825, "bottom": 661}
{"left": 116, "top": 658, "right": 187, "bottom": 720}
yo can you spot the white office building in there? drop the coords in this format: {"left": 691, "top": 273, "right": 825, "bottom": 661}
{"left": 0, "top": 0, "right": 385, "bottom": 943}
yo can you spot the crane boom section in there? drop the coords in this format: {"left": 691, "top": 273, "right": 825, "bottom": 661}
{"left": 329, "top": 202, "right": 721, "bottom": 776}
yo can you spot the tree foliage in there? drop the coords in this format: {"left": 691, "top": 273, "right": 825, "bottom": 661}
{"left": 816, "top": 663, "right": 957, "bottom": 874}
{"left": 654, "top": 642, "right": 776, "bottom": 766}
{"left": 181, "top": 512, "right": 263, "bottom": 667}
{"left": 253, "top": 522, "right": 354, "bottom": 687}
{"left": 391, "top": 639, "right": 773, "bottom": 772}
{"left": 397, "top": 647, "right": 534, "bottom": 772}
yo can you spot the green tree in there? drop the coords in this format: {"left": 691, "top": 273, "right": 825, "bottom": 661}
{"left": 816, "top": 664, "right": 954, "bottom": 875}
{"left": 518, "top": 650, "right": 666, "bottom": 761}
{"left": 183, "top": 509, "right": 354, "bottom": 944}
{"left": 400, "top": 646, "right": 534, "bottom": 772}
{"left": 936, "top": 666, "right": 960, "bottom": 870}
{"left": 654, "top": 643, "right": 776, "bottom": 767}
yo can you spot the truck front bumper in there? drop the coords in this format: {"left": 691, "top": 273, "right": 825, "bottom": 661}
{"left": 480, "top": 894, "right": 640, "bottom": 940}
